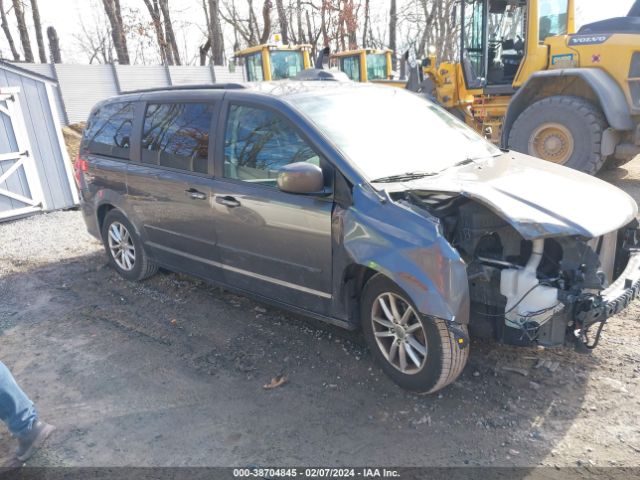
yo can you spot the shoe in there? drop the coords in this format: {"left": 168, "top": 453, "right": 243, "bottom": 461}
{"left": 15, "top": 420, "right": 55, "bottom": 462}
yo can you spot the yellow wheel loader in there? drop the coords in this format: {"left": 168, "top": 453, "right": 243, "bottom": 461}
{"left": 330, "top": 48, "right": 407, "bottom": 87}
{"left": 234, "top": 37, "right": 312, "bottom": 82}
{"left": 420, "top": 0, "right": 640, "bottom": 174}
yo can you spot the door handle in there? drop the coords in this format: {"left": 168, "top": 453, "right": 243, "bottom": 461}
{"left": 216, "top": 195, "right": 241, "bottom": 208}
{"left": 185, "top": 188, "right": 207, "bottom": 200}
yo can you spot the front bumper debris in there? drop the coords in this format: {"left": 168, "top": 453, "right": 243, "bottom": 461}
{"left": 574, "top": 249, "right": 640, "bottom": 348}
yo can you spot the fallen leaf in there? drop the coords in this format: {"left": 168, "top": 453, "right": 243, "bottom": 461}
{"left": 263, "top": 374, "right": 288, "bottom": 390}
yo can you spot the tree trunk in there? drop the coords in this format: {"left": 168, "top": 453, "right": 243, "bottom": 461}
{"left": 362, "top": 0, "right": 370, "bottom": 47}
{"left": 296, "top": 0, "right": 303, "bottom": 43}
{"left": 46, "top": 26, "right": 61, "bottom": 63}
{"left": 389, "top": 0, "right": 397, "bottom": 70}
{"left": 0, "top": 0, "right": 19, "bottom": 60}
{"left": 260, "top": 0, "right": 272, "bottom": 44}
{"left": 207, "top": 0, "right": 225, "bottom": 65}
{"left": 12, "top": 0, "right": 33, "bottom": 62}
{"left": 102, "top": 0, "right": 130, "bottom": 64}
{"left": 274, "top": 0, "right": 288, "bottom": 44}
{"left": 30, "top": 0, "right": 46, "bottom": 62}
{"left": 158, "top": 0, "right": 181, "bottom": 65}
{"left": 143, "top": 0, "right": 171, "bottom": 65}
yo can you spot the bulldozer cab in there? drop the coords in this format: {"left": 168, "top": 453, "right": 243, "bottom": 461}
{"left": 331, "top": 49, "right": 393, "bottom": 83}
{"left": 234, "top": 42, "right": 312, "bottom": 82}
{"left": 460, "top": 0, "right": 574, "bottom": 92}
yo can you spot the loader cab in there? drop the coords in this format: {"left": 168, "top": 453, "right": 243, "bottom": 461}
{"left": 331, "top": 49, "right": 393, "bottom": 83}
{"left": 234, "top": 42, "right": 312, "bottom": 82}
{"left": 460, "top": 0, "right": 572, "bottom": 92}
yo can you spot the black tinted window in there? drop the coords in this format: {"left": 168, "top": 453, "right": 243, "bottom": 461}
{"left": 85, "top": 102, "right": 134, "bottom": 160}
{"left": 141, "top": 103, "right": 214, "bottom": 174}
{"left": 224, "top": 105, "right": 320, "bottom": 187}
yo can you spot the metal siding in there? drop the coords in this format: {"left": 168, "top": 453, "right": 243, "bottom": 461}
{"left": 12, "top": 63, "right": 67, "bottom": 125}
{"left": 168, "top": 66, "right": 214, "bottom": 85}
{"left": 55, "top": 64, "right": 118, "bottom": 124}
{"left": 213, "top": 66, "right": 245, "bottom": 83}
{"left": 116, "top": 65, "right": 170, "bottom": 91}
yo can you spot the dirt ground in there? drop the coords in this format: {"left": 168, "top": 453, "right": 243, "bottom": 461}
{"left": 1, "top": 157, "right": 640, "bottom": 472}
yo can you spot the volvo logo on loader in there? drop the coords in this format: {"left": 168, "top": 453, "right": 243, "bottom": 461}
{"left": 568, "top": 34, "right": 611, "bottom": 46}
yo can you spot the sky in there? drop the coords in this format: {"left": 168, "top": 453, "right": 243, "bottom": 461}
{"left": 0, "top": 0, "right": 636, "bottom": 65}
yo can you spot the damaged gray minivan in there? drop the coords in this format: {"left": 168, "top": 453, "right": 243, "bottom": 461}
{"left": 77, "top": 82, "right": 640, "bottom": 393}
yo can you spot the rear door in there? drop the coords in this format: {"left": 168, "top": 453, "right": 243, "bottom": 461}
{"left": 125, "top": 93, "right": 223, "bottom": 281}
{"left": 82, "top": 100, "right": 135, "bottom": 201}
{"left": 211, "top": 97, "right": 334, "bottom": 314}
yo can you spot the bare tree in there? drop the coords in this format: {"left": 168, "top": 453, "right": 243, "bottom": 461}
{"left": 46, "top": 26, "right": 61, "bottom": 63}
{"left": 12, "top": 0, "right": 33, "bottom": 62}
{"left": 73, "top": 13, "right": 114, "bottom": 64}
{"left": 208, "top": 0, "right": 225, "bottom": 64}
{"left": 0, "top": 0, "right": 20, "bottom": 60}
{"left": 101, "top": 0, "right": 130, "bottom": 64}
{"left": 158, "top": 0, "right": 180, "bottom": 64}
{"left": 362, "top": 0, "right": 370, "bottom": 47}
{"left": 275, "top": 0, "right": 288, "bottom": 43}
{"left": 389, "top": 0, "right": 397, "bottom": 69}
{"left": 30, "top": 0, "right": 46, "bottom": 62}
{"left": 142, "top": 0, "right": 172, "bottom": 64}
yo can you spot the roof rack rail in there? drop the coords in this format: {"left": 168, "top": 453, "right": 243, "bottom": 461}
{"left": 123, "top": 83, "right": 246, "bottom": 94}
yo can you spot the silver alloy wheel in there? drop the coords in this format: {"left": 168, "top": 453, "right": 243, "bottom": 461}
{"left": 107, "top": 221, "right": 135, "bottom": 271}
{"left": 371, "top": 292, "right": 428, "bottom": 375}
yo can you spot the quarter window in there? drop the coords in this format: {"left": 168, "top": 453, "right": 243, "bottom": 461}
{"left": 224, "top": 105, "right": 320, "bottom": 187}
{"left": 85, "top": 102, "right": 134, "bottom": 160}
{"left": 141, "top": 103, "right": 214, "bottom": 174}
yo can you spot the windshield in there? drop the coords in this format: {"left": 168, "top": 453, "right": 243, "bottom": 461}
{"left": 366, "top": 53, "right": 388, "bottom": 80}
{"left": 288, "top": 87, "right": 500, "bottom": 182}
{"left": 270, "top": 50, "right": 304, "bottom": 80}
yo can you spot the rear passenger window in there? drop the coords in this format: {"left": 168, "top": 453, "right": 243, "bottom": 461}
{"left": 85, "top": 102, "right": 134, "bottom": 160}
{"left": 141, "top": 103, "right": 214, "bottom": 174}
{"left": 224, "top": 105, "right": 320, "bottom": 186}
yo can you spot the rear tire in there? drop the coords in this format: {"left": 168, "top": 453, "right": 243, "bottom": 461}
{"left": 101, "top": 210, "right": 158, "bottom": 282}
{"left": 360, "top": 274, "right": 469, "bottom": 394}
{"left": 508, "top": 95, "right": 607, "bottom": 175}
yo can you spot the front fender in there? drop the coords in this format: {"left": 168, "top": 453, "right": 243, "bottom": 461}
{"left": 337, "top": 186, "right": 470, "bottom": 324}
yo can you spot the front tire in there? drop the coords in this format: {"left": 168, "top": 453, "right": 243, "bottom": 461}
{"left": 361, "top": 274, "right": 469, "bottom": 394}
{"left": 101, "top": 210, "right": 158, "bottom": 281}
{"left": 507, "top": 95, "right": 607, "bottom": 175}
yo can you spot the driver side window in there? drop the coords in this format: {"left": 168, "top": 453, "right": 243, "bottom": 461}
{"left": 224, "top": 104, "right": 321, "bottom": 187}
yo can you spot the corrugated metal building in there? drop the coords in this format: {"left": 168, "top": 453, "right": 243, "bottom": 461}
{"left": 0, "top": 61, "right": 78, "bottom": 222}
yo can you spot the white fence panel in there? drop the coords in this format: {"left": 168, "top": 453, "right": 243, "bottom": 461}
{"left": 116, "top": 65, "right": 169, "bottom": 92}
{"left": 55, "top": 64, "right": 118, "bottom": 124}
{"left": 214, "top": 66, "right": 245, "bottom": 83}
{"left": 168, "top": 66, "right": 214, "bottom": 85}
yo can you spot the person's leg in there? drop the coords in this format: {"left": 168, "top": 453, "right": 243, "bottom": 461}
{"left": 0, "top": 361, "right": 37, "bottom": 436}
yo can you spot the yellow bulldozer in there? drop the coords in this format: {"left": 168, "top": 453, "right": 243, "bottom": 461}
{"left": 420, "top": 0, "right": 640, "bottom": 174}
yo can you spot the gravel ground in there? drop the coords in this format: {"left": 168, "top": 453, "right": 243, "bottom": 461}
{"left": 0, "top": 158, "right": 639, "bottom": 472}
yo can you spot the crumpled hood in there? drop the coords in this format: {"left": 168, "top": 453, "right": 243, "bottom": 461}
{"left": 390, "top": 152, "right": 638, "bottom": 239}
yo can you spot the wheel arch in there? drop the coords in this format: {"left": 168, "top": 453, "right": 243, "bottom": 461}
{"left": 502, "top": 69, "right": 634, "bottom": 148}
{"left": 96, "top": 203, "right": 116, "bottom": 235}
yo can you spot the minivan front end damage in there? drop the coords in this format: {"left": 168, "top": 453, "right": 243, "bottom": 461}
{"left": 397, "top": 189, "right": 640, "bottom": 350}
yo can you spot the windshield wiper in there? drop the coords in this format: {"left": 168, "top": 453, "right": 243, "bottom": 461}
{"left": 371, "top": 171, "right": 437, "bottom": 183}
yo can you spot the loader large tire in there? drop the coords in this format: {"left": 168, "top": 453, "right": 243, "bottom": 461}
{"left": 507, "top": 95, "right": 607, "bottom": 175}
{"left": 361, "top": 274, "right": 469, "bottom": 394}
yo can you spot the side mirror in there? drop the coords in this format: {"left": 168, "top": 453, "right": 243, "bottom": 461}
{"left": 277, "top": 162, "right": 326, "bottom": 195}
